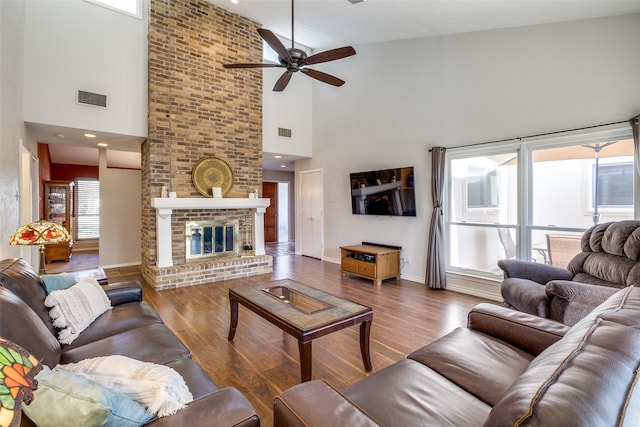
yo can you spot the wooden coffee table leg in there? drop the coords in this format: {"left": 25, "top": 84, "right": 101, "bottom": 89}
{"left": 360, "top": 319, "right": 373, "bottom": 371}
{"left": 228, "top": 297, "right": 239, "bottom": 341}
{"left": 298, "top": 340, "right": 312, "bottom": 382}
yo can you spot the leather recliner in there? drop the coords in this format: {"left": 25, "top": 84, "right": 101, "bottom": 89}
{"left": 499, "top": 220, "right": 640, "bottom": 325}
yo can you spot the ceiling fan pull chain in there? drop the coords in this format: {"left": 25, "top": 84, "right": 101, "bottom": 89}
{"left": 291, "top": 0, "right": 295, "bottom": 48}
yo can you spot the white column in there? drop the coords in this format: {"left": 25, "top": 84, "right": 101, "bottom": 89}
{"left": 253, "top": 207, "right": 267, "bottom": 256}
{"left": 156, "top": 208, "right": 173, "bottom": 267}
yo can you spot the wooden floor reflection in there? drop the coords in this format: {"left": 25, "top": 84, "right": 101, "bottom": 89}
{"left": 104, "top": 250, "right": 492, "bottom": 425}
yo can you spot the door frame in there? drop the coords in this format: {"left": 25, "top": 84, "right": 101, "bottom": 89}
{"left": 297, "top": 168, "right": 324, "bottom": 259}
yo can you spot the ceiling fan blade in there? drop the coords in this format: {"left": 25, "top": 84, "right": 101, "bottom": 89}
{"left": 303, "top": 46, "right": 356, "bottom": 66}
{"left": 257, "top": 28, "right": 292, "bottom": 64}
{"left": 301, "top": 68, "right": 346, "bottom": 87}
{"left": 273, "top": 71, "right": 293, "bottom": 92}
{"left": 223, "top": 63, "right": 282, "bottom": 69}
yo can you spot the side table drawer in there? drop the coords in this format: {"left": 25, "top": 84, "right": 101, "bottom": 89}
{"left": 357, "top": 261, "right": 376, "bottom": 278}
{"left": 342, "top": 257, "right": 358, "bottom": 273}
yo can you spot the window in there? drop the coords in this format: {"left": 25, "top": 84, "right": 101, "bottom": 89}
{"left": 86, "top": 0, "right": 141, "bottom": 18}
{"left": 595, "top": 163, "right": 633, "bottom": 207}
{"left": 76, "top": 180, "right": 100, "bottom": 240}
{"left": 446, "top": 126, "right": 635, "bottom": 279}
{"left": 467, "top": 167, "right": 499, "bottom": 208}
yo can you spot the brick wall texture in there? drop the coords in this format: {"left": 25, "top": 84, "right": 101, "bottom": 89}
{"left": 142, "top": 0, "right": 267, "bottom": 287}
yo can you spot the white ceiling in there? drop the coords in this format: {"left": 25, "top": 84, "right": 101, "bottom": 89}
{"left": 34, "top": 0, "right": 640, "bottom": 171}
{"left": 206, "top": 0, "right": 640, "bottom": 50}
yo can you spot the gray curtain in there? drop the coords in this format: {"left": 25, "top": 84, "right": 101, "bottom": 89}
{"left": 631, "top": 115, "right": 640, "bottom": 175}
{"left": 426, "top": 147, "right": 446, "bottom": 289}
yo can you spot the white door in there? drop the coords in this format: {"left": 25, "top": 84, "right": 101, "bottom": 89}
{"left": 300, "top": 169, "right": 323, "bottom": 259}
{"left": 20, "top": 143, "right": 39, "bottom": 266}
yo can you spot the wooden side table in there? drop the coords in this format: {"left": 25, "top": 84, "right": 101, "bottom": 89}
{"left": 340, "top": 244, "right": 400, "bottom": 286}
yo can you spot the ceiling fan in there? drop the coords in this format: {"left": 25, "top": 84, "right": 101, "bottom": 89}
{"left": 223, "top": 0, "right": 356, "bottom": 92}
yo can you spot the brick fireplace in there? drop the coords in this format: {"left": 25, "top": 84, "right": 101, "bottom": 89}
{"left": 142, "top": 0, "right": 270, "bottom": 289}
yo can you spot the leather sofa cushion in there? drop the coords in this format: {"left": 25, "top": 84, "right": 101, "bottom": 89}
{"left": 61, "top": 323, "right": 191, "bottom": 365}
{"left": 485, "top": 287, "right": 640, "bottom": 426}
{"left": 0, "top": 258, "right": 56, "bottom": 336}
{"left": 63, "top": 301, "right": 163, "bottom": 350}
{"left": 408, "top": 328, "right": 533, "bottom": 406}
{"left": 0, "top": 287, "right": 61, "bottom": 367}
{"left": 166, "top": 358, "right": 219, "bottom": 400}
{"left": 345, "top": 359, "right": 491, "bottom": 426}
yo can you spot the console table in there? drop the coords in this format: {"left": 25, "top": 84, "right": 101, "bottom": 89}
{"left": 340, "top": 244, "right": 400, "bottom": 286}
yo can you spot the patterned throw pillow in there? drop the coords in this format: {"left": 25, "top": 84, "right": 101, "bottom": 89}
{"left": 44, "top": 277, "right": 112, "bottom": 344}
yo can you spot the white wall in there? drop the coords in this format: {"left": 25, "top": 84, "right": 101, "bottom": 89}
{"left": 263, "top": 68, "right": 312, "bottom": 158}
{"left": 302, "top": 14, "right": 640, "bottom": 287}
{"left": 98, "top": 150, "right": 141, "bottom": 267}
{"left": 0, "top": 0, "right": 31, "bottom": 260}
{"left": 23, "top": 0, "right": 147, "bottom": 137}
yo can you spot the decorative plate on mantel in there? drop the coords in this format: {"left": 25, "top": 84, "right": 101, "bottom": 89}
{"left": 192, "top": 157, "right": 233, "bottom": 197}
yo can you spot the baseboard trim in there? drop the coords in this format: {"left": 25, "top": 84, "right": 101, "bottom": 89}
{"left": 101, "top": 261, "right": 141, "bottom": 269}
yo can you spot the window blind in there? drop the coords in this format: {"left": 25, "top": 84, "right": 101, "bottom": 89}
{"left": 76, "top": 180, "right": 100, "bottom": 240}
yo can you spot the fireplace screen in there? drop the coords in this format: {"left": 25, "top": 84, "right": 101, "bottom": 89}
{"left": 186, "top": 220, "right": 239, "bottom": 261}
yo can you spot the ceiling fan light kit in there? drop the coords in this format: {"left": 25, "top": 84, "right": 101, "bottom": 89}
{"left": 223, "top": 0, "right": 356, "bottom": 92}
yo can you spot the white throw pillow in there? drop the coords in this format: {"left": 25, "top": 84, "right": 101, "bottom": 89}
{"left": 56, "top": 355, "right": 193, "bottom": 417}
{"left": 45, "top": 276, "right": 112, "bottom": 344}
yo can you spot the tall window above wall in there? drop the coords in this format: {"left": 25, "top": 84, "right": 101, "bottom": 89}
{"left": 76, "top": 180, "right": 100, "bottom": 240}
{"left": 86, "top": 0, "right": 142, "bottom": 18}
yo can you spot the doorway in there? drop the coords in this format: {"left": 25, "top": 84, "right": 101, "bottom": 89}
{"left": 299, "top": 169, "right": 323, "bottom": 259}
{"left": 263, "top": 181, "right": 291, "bottom": 243}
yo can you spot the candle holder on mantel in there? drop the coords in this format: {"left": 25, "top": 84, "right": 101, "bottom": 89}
{"left": 240, "top": 215, "right": 253, "bottom": 257}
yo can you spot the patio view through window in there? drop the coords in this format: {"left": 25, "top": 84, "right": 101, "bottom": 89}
{"left": 447, "top": 135, "right": 634, "bottom": 277}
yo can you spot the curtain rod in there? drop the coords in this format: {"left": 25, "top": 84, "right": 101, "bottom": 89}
{"left": 428, "top": 118, "right": 633, "bottom": 152}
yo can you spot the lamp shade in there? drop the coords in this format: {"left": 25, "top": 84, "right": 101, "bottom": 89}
{"left": 9, "top": 220, "right": 70, "bottom": 246}
{"left": 0, "top": 337, "right": 42, "bottom": 427}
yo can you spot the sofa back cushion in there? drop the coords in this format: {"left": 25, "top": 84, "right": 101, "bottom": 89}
{"left": 0, "top": 258, "right": 56, "bottom": 336}
{"left": 568, "top": 221, "right": 640, "bottom": 288}
{"left": 0, "top": 286, "right": 61, "bottom": 367}
{"left": 484, "top": 286, "right": 640, "bottom": 427}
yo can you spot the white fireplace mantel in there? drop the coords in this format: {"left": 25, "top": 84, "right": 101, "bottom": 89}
{"left": 151, "top": 197, "right": 271, "bottom": 268}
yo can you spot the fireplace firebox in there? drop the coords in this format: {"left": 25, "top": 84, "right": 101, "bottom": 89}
{"left": 186, "top": 220, "right": 239, "bottom": 261}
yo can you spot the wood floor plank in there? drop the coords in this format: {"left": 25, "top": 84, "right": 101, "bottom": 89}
{"left": 106, "top": 253, "right": 493, "bottom": 426}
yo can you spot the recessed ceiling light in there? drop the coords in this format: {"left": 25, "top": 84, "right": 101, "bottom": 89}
{"left": 274, "top": 155, "right": 282, "bottom": 159}
{"left": 231, "top": 0, "right": 238, "bottom": 3}
{"left": 97, "top": 142, "right": 109, "bottom": 147}
{"left": 55, "top": 134, "right": 65, "bottom": 139}
{"left": 280, "top": 164, "right": 287, "bottom": 168}
{"left": 84, "top": 133, "right": 97, "bottom": 138}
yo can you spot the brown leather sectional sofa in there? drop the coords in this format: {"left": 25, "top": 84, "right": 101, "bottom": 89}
{"left": 274, "top": 286, "right": 640, "bottom": 426}
{"left": 0, "top": 258, "right": 259, "bottom": 426}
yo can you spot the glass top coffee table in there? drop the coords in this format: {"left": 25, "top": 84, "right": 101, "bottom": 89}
{"left": 228, "top": 278, "right": 373, "bottom": 382}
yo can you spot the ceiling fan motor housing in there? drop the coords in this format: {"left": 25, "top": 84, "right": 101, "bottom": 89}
{"left": 281, "top": 48, "right": 307, "bottom": 71}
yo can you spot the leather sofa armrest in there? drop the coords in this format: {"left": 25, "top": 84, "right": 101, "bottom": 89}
{"left": 498, "top": 259, "right": 573, "bottom": 284}
{"left": 546, "top": 280, "right": 621, "bottom": 326}
{"left": 274, "top": 380, "right": 380, "bottom": 427}
{"left": 467, "top": 303, "right": 570, "bottom": 356}
{"left": 103, "top": 280, "right": 143, "bottom": 306}
{"left": 146, "top": 387, "right": 259, "bottom": 427}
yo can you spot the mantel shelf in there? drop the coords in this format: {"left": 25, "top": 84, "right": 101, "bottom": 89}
{"left": 151, "top": 197, "right": 269, "bottom": 210}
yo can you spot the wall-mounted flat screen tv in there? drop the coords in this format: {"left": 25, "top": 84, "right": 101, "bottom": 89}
{"left": 350, "top": 166, "right": 416, "bottom": 216}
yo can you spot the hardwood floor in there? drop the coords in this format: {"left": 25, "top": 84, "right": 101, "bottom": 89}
{"left": 105, "top": 253, "right": 492, "bottom": 426}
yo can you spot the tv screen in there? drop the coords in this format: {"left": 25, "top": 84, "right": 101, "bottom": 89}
{"left": 350, "top": 166, "right": 416, "bottom": 216}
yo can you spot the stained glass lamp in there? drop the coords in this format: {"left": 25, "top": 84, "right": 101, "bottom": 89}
{"left": 0, "top": 337, "right": 42, "bottom": 427}
{"left": 9, "top": 220, "right": 70, "bottom": 275}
